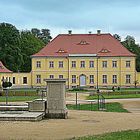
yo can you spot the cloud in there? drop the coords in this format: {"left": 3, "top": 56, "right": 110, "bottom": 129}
{"left": 0, "top": 0, "right": 140, "bottom": 43}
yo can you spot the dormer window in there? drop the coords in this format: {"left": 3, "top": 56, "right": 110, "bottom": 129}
{"left": 99, "top": 48, "right": 110, "bottom": 53}
{"left": 77, "top": 40, "right": 89, "bottom": 45}
{"left": 56, "top": 48, "right": 67, "bottom": 53}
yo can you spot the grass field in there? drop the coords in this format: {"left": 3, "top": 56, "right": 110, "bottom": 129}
{"left": 0, "top": 96, "right": 39, "bottom": 102}
{"left": 69, "top": 130, "right": 140, "bottom": 140}
{"left": 87, "top": 94, "right": 140, "bottom": 100}
{"left": 67, "top": 102, "right": 129, "bottom": 112}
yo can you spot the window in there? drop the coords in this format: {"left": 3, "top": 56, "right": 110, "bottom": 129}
{"left": 23, "top": 77, "right": 27, "bottom": 84}
{"left": 112, "top": 75, "right": 117, "bottom": 84}
{"left": 36, "top": 61, "right": 41, "bottom": 68}
{"left": 126, "top": 74, "right": 131, "bottom": 84}
{"left": 72, "top": 75, "right": 76, "bottom": 83}
{"left": 13, "top": 77, "right": 15, "bottom": 84}
{"left": 102, "top": 61, "right": 107, "bottom": 68}
{"left": 50, "top": 75, "right": 54, "bottom": 79}
{"left": 36, "top": 75, "right": 41, "bottom": 84}
{"left": 72, "top": 61, "right": 76, "bottom": 68}
{"left": 6, "top": 77, "right": 8, "bottom": 82}
{"left": 89, "top": 75, "right": 94, "bottom": 84}
{"left": 9, "top": 77, "right": 11, "bottom": 82}
{"left": 81, "top": 61, "right": 85, "bottom": 68}
{"left": 89, "top": 61, "right": 94, "bottom": 68}
{"left": 112, "top": 61, "right": 117, "bottom": 68}
{"left": 103, "top": 75, "right": 107, "bottom": 84}
{"left": 59, "top": 75, "right": 63, "bottom": 79}
{"left": 126, "top": 61, "right": 130, "bottom": 68}
{"left": 59, "top": 61, "right": 63, "bottom": 68}
{"left": 49, "top": 61, "right": 54, "bottom": 68}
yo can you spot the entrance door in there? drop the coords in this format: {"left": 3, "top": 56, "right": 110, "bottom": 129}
{"left": 80, "top": 75, "right": 86, "bottom": 87}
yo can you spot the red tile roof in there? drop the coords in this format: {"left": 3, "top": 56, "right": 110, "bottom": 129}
{"left": 32, "top": 33, "right": 135, "bottom": 57}
{"left": 0, "top": 61, "right": 12, "bottom": 73}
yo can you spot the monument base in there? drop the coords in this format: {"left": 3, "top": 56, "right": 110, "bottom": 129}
{"left": 45, "top": 109, "right": 68, "bottom": 119}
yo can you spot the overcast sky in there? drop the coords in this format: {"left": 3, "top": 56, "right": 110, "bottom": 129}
{"left": 0, "top": 0, "right": 140, "bottom": 43}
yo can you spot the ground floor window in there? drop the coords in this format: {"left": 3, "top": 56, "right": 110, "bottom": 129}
{"left": 103, "top": 75, "right": 107, "bottom": 84}
{"left": 89, "top": 75, "right": 94, "bottom": 84}
{"left": 50, "top": 75, "right": 54, "bottom": 79}
{"left": 36, "top": 75, "right": 41, "bottom": 84}
{"left": 13, "top": 77, "right": 15, "bottom": 84}
{"left": 126, "top": 74, "right": 131, "bottom": 84}
{"left": 23, "top": 77, "right": 27, "bottom": 84}
{"left": 59, "top": 75, "right": 63, "bottom": 79}
{"left": 112, "top": 75, "right": 117, "bottom": 84}
{"left": 72, "top": 75, "right": 76, "bottom": 83}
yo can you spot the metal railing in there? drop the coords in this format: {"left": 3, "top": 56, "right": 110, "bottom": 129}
{"left": 98, "top": 93, "right": 105, "bottom": 110}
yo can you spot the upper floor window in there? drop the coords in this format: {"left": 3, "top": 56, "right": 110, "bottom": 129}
{"left": 112, "top": 61, "right": 117, "bottom": 68}
{"left": 23, "top": 77, "right": 27, "bottom": 84}
{"left": 89, "top": 61, "right": 94, "bottom": 68}
{"left": 89, "top": 75, "right": 94, "bottom": 84}
{"left": 36, "top": 75, "right": 41, "bottom": 84}
{"left": 102, "top": 61, "right": 107, "bottom": 68}
{"left": 112, "top": 75, "right": 117, "bottom": 84}
{"left": 126, "top": 61, "right": 131, "bottom": 68}
{"left": 103, "top": 75, "right": 107, "bottom": 84}
{"left": 59, "top": 75, "right": 63, "bottom": 79}
{"left": 72, "top": 75, "right": 76, "bottom": 83}
{"left": 49, "top": 61, "right": 54, "bottom": 68}
{"left": 81, "top": 61, "right": 85, "bottom": 68}
{"left": 50, "top": 75, "right": 54, "bottom": 79}
{"left": 126, "top": 74, "right": 131, "bottom": 84}
{"left": 59, "top": 61, "right": 63, "bottom": 68}
{"left": 36, "top": 61, "right": 41, "bottom": 68}
{"left": 72, "top": 61, "right": 76, "bottom": 68}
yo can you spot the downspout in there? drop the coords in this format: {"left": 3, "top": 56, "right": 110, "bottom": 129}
{"left": 67, "top": 57, "right": 70, "bottom": 89}
{"left": 97, "top": 56, "right": 99, "bottom": 90}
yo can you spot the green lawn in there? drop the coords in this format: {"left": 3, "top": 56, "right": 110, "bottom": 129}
{"left": 67, "top": 102, "right": 129, "bottom": 112}
{"left": 87, "top": 94, "right": 140, "bottom": 100}
{"left": 69, "top": 130, "right": 140, "bottom": 140}
{"left": 0, "top": 96, "right": 39, "bottom": 102}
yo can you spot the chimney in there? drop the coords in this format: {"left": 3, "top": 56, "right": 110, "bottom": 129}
{"left": 88, "top": 31, "right": 92, "bottom": 34}
{"left": 97, "top": 30, "right": 101, "bottom": 35}
{"left": 68, "top": 30, "right": 72, "bottom": 35}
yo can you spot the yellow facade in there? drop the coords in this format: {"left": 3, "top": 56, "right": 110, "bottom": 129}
{"left": 0, "top": 55, "right": 139, "bottom": 89}
{"left": 30, "top": 55, "right": 137, "bottom": 88}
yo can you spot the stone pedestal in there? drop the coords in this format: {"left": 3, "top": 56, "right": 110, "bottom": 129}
{"left": 28, "top": 99, "right": 47, "bottom": 112}
{"left": 44, "top": 79, "right": 68, "bottom": 119}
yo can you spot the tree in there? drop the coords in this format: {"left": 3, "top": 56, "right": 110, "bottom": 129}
{"left": 113, "top": 34, "right": 121, "bottom": 42}
{"left": 20, "top": 31, "right": 45, "bottom": 72}
{"left": 31, "top": 28, "right": 52, "bottom": 44}
{"left": 0, "top": 23, "right": 23, "bottom": 72}
{"left": 122, "top": 35, "right": 140, "bottom": 72}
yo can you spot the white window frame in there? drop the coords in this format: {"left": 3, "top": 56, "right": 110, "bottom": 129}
{"left": 126, "top": 61, "right": 131, "bottom": 68}
{"left": 50, "top": 75, "right": 54, "bottom": 79}
{"left": 103, "top": 75, "right": 107, "bottom": 84}
{"left": 59, "top": 75, "right": 63, "bottom": 79}
{"left": 72, "top": 61, "right": 76, "bottom": 68}
{"left": 89, "top": 75, "right": 94, "bottom": 84}
{"left": 36, "top": 75, "right": 41, "bottom": 84}
{"left": 102, "top": 61, "right": 107, "bottom": 68}
{"left": 112, "top": 61, "right": 117, "bottom": 68}
{"left": 126, "top": 74, "right": 131, "bottom": 84}
{"left": 59, "top": 61, "right": 63, "bottom": 68}
{"left": 36, "top": 61, "right": 41, "bottom": 68}
{"left": 89, "top": 61, "right": 94, "bottom": 68}
{"left": 81, "top": 61, "right": 85, "bottom": 68}
{"left": 72, "top": 75, "right": 76, "bottom": 83}
{"left": 49, "top": 61, "right": 54, "bottom": 68}
{"left": 112, "top": 75, "right": 117, "bottom": 84}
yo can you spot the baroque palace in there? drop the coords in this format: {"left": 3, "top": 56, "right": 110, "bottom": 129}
{"left": 0, "top": 30, "right": 140, "bottom": 89}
